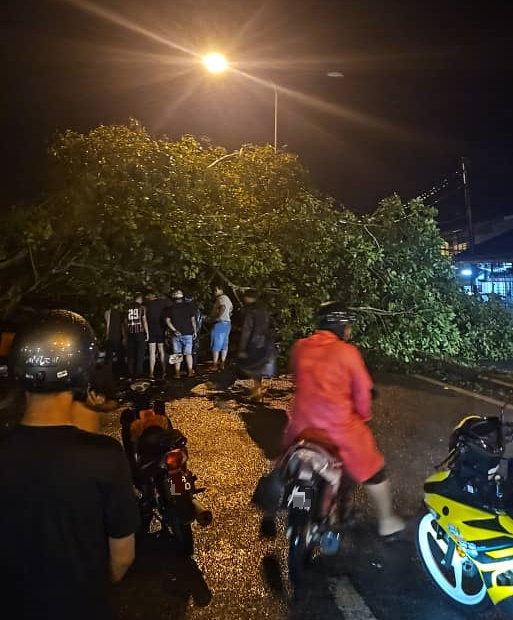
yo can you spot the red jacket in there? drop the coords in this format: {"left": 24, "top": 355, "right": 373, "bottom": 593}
{"left": 283, "top": 330, "right": 384, "bottom": 482}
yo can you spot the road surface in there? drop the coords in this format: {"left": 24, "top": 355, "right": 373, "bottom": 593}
{"left": 102, "top": 371, "right": 510, "bottom": 620}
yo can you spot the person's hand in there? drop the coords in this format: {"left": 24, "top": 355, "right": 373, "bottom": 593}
{"left": 86, "top": 389, "right": 106, "bottom": 409}
{"left": 86, "top": 389, "right": 118, "bottom": 413}
{"left": 174, "top": 330, "right": 182, "bottom": 337}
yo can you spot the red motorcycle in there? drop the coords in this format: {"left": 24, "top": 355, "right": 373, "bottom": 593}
{"left": 120, "top": 379, "right": 212, "bottom": 556}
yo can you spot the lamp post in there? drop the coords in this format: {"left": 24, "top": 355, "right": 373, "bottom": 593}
{"left": 202, "top": 53, "right": 342, "bottom": 153}
{"left": 202, "top": 53, "right": 279, "bottom": 152}
{"left": 272, "top": 82, "right": 278, "bottom": 153}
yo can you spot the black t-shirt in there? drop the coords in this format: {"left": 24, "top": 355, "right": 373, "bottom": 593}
{"left": 164, "top": 302, "right": 196, "bottom": 336}
{"left": 0, "top": 425, "right": 140, "bottom": 620}
{"left": 145, "top": 298, "right": 169, "bottom": 334}
{"left": 125, "top": 303, "right": 146, "bottom": 334}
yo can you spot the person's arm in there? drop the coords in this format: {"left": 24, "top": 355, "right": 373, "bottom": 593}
{"left": 104, "top": 309, "right": 111, "bottom": 340}
{"left": 142, "top": 307, "right": 149, "bottom": 341}
{"left": 104, "top": 444, "right": 140, "bottom": 582}
{"left": 165, "top": 315, "right": 181, "bottom": 336}
{"left": 216, "top": 304, "right": 226, "bottom": 320}
{"left": 192, "top": 315, "right": 197, "bottom": 338}
{"left": 211, "top": 299, "right": 225, "bottom": 321}
{"left": 109, "top": 534, "right": 135, "bottom": 583}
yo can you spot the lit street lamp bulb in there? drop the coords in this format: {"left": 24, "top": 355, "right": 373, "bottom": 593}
{"left": 203, "top": 53, "right": 228, "bottom": 74}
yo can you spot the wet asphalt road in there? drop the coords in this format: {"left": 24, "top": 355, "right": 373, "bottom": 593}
{"left": 101, "top": 369, "right": 512, "bottom": 620}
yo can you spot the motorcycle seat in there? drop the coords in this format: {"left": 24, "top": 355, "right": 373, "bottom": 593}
{"left": 136, "top": 425, "right": 187, "bottom": 461}
{"left": 294, "top": 430, "right": 341, "bottom": 460}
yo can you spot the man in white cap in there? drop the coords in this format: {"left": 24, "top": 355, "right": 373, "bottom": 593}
{"left": 163, "top": 289, "right": 197, "bottom": 379}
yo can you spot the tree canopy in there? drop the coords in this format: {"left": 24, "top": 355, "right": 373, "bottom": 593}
{"left": 1, "top": 120, "right": 512, "bottom": 365}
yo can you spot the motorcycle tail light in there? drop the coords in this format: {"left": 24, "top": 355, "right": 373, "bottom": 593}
{"left": 164, "top": 448, "right": 186, "bottom": 472}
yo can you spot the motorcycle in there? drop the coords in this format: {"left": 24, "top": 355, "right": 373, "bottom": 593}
{"left": 255, "top": 435, "right": 351, "bottom": 587}
{"left": 416, "top": 406, "right": 513, "bottom": 615}
{"left": 120, "top": 378, "right": 212, "bottom": 556}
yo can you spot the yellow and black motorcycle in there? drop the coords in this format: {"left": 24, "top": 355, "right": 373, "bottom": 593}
{"left": 417, "top": 412, "right": 513, "bottom": 615}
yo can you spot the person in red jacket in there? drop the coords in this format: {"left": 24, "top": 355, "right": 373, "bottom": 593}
{"left": 274, "top": 302, "right": 404, "bottom": 539}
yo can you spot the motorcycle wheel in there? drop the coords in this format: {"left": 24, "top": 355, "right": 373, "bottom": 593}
{"left": 288, "top": 524, "right": 312, "bottom": 587}
{"left": 167, "top": 513, "right": 194, "bottom": 557}
{"left": 416, "top": 512, "right": 489, "bottom": 611}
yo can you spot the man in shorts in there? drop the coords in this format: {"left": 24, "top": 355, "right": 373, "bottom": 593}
{"left": 209, "top": 285, "right": 233, "bottom": 370}
{"left": 145, "top": 291, "right": 169, "bottom": 379}
{"left": 164, "top": 290, "right": 197, "bottom": 379}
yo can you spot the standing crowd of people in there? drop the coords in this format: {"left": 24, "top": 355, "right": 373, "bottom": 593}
{"left": 103, "top": 286, "right": 277, "bottom": 396}
{"left": 104, "top": 289, "right": 202, "bottom": 382}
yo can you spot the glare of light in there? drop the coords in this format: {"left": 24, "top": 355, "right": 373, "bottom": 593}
{"left": 327, "top": 72, "right": 344, "bottom": 78}
{"left": 461, "top": 268, "right": 472, "bottom": 276}
{"left": 202, "top": 53, "right": 228, "bottom": 74}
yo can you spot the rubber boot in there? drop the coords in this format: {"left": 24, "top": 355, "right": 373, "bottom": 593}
{"left": 365, "top": 480, "right": 405, "bottom": 537}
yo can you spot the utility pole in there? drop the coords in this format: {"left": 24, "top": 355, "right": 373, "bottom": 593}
{"left": 461, "top": 157, "right": 474, "bottom": 254}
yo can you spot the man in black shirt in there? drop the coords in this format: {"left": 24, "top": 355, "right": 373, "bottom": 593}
{"left": 124, "top": 292, "right": 148, "bottom": 380}
{"left": 145, "top": 290, "right": 170, "bottom": 379}
{"left": 0, "top": 309, "right": 140, "bottom": 620}
{"left": 164, "top": 289, "right": 197, "bottom": 378}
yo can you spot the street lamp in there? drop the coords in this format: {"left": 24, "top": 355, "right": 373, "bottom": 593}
{"left": 202, "top": 53, "right": 343, "bottom": 154}
{"left": 202, "top": 52, "right": 228, "bottom": 75}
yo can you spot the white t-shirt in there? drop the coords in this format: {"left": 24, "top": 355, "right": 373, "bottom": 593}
{"left": 213, "top": 294, "right": 233, "bottom": 322}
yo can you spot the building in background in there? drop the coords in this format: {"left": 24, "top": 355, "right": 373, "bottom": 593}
{"left": 452, "top": 225, "right": 513, "bottom": 308}
{"left": 441, "top": 214, "right": 513, "bottom": 258}
{"left": 417, "top": 162, "right": 513, "bottom": 308}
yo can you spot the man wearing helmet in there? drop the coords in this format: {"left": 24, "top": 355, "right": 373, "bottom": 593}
{"left": 0, "top": 310, "right": 140, "bottom": 620}
{"left": 281, "top": 301, "right": 404, "bottom": 539}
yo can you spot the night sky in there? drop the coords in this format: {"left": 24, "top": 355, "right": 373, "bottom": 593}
{"left": 3, "top": 0, "right": 513, "bottom": 223}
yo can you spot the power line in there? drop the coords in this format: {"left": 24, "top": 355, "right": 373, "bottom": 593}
{"left": 415, "top": 170, "right": 462, "bottom": 204}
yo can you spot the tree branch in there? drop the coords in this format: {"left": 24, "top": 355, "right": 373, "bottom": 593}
{"left": 27, "top": 242, "right": 39, "bottom": 285}
{"left": 363, "top": 224, "right": 381, "bottom": 251}
{"left": 207, "top": 148, "right": 244, "bottom": 169}
{"left": 0, "top": 248, "right": 28, "bottom": 271}
{"left": 349, "top": 305, "right": 417, "bottom": 316}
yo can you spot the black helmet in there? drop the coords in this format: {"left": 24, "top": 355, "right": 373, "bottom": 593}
{"left": 10, "top": 309, "right": 98, "bottom": 393}
{"left": 316, "top": 301, "right": 357, "bottom": 331}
